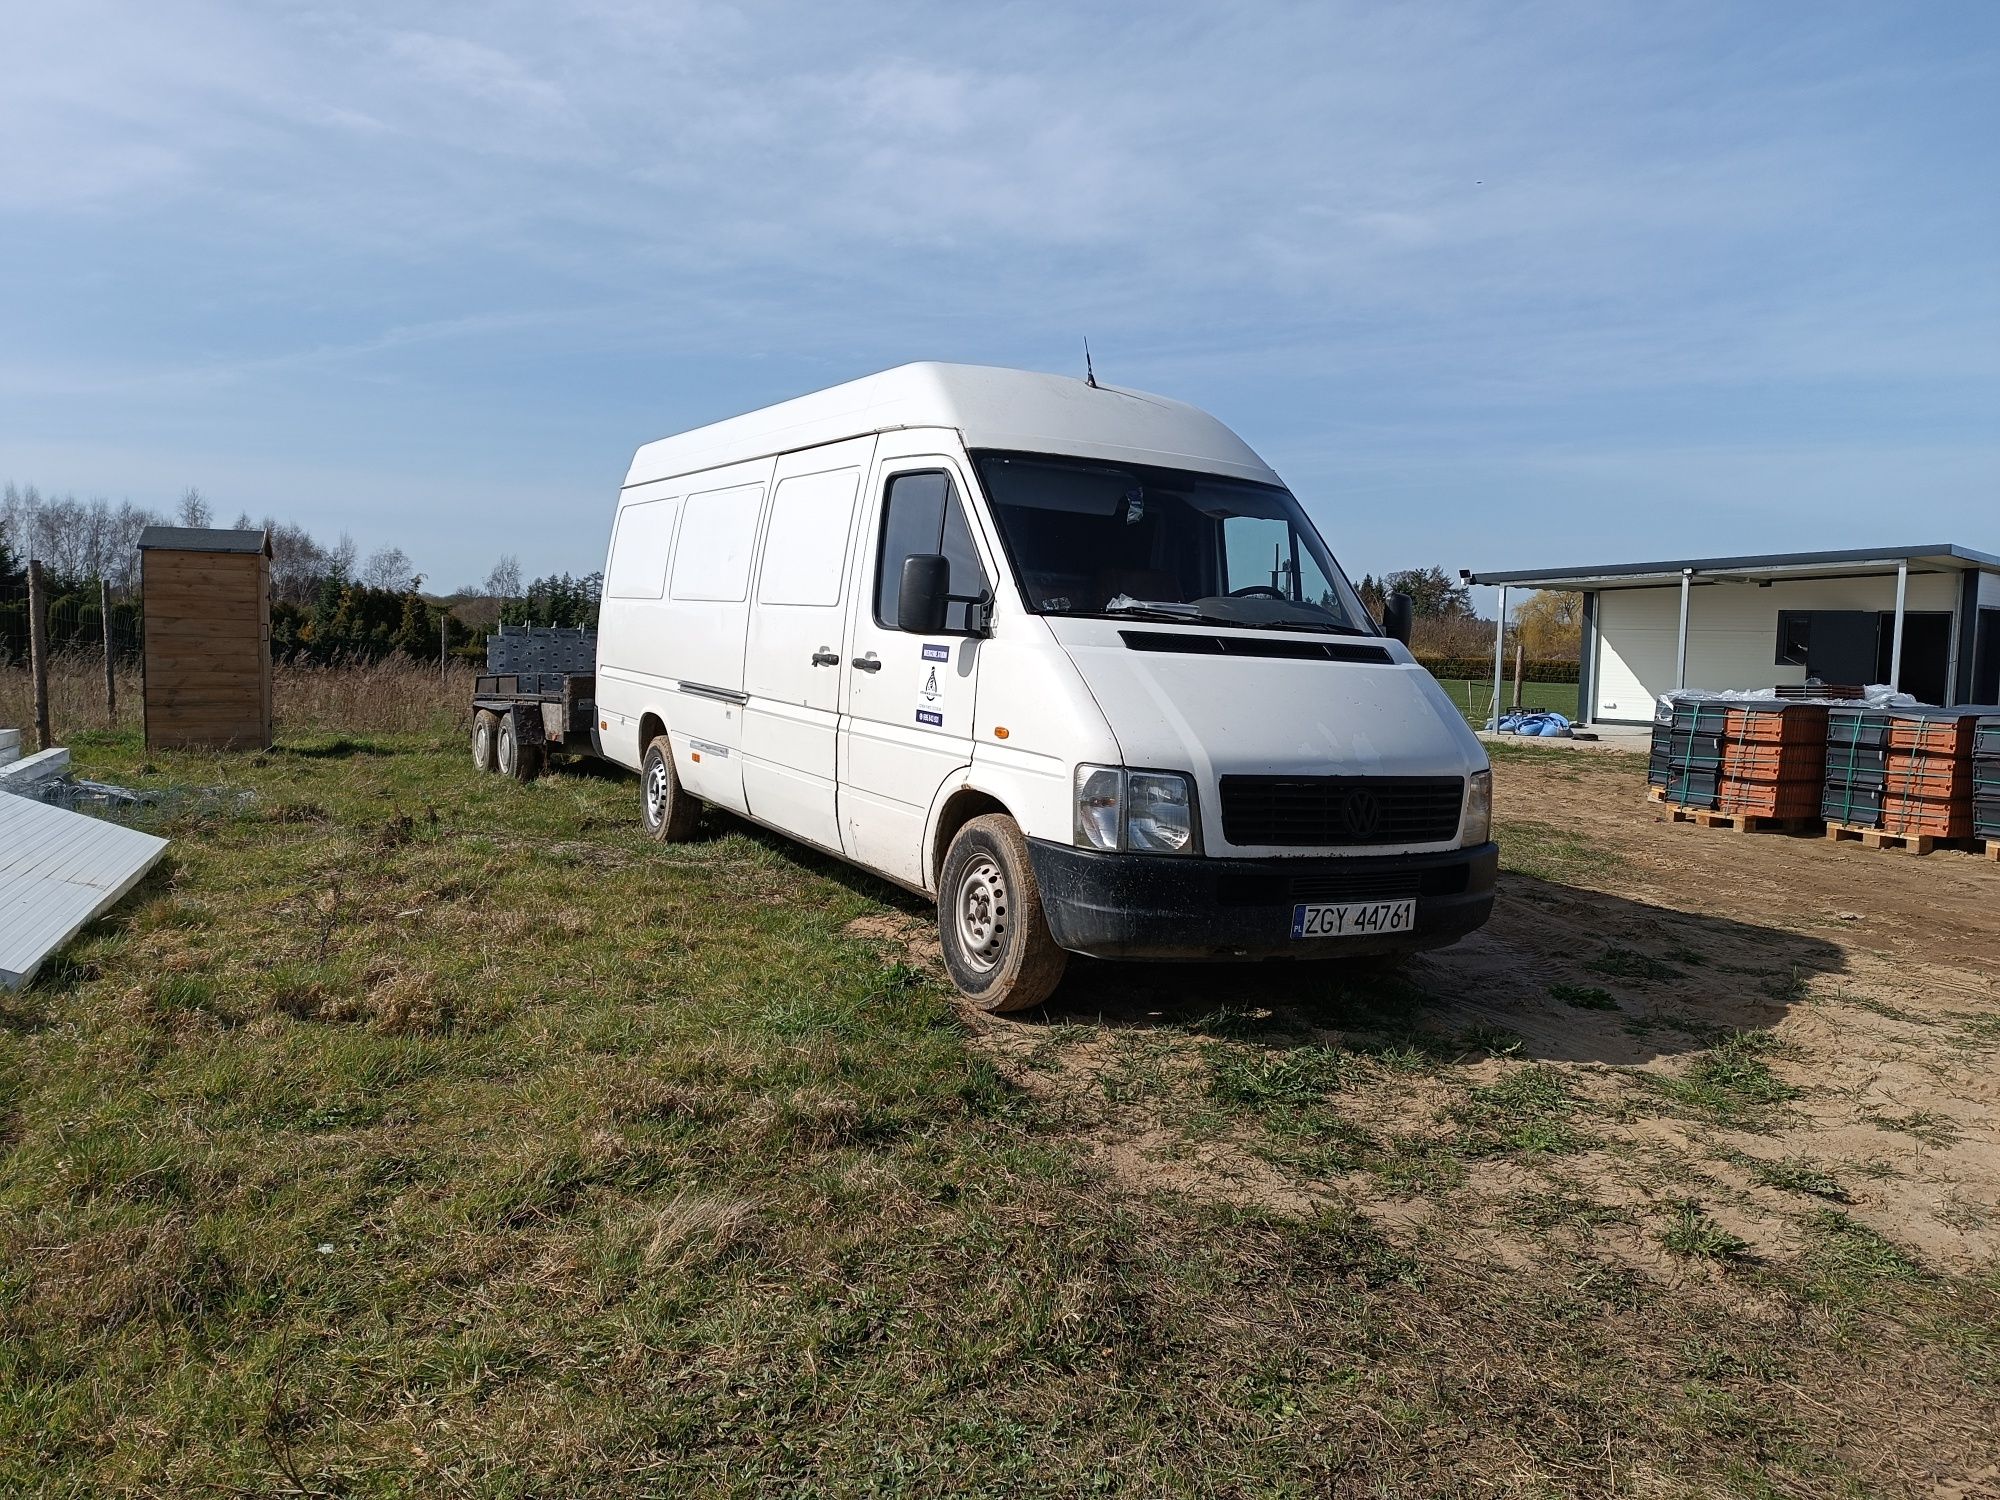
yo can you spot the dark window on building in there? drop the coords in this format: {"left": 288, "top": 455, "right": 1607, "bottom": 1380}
{"left": 1775, "top": 610, "right": 1811, "bottom": 666}
{"left": 872, "top": 470, "right": 988, "bottom": 632}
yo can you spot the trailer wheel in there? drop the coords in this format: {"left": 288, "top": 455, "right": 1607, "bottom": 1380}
{"left": 471, "top": 710, "right": 500, "bottom": 773}
{"left": 937, "top": 814, "right": 1067, "bottom": 1013}
{"left": 640, "top": 734, "right": 701, "bottom": 842}
{"left": 497, "top": 714, "right": 541, "bottom": 783}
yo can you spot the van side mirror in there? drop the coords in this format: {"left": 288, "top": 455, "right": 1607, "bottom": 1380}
{"left": 897, "top": 554, "right": 951, "bottom": 635}
{"left": 1383, "top": 590, "right": 1414, "bottom": 646}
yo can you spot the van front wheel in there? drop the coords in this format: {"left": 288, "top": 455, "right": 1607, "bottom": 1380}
{"left": 641, "top": 735, "right": 701, "bottom": 843}
{"left": 938, "top": 815, "right": 1067, "bottom": 1013}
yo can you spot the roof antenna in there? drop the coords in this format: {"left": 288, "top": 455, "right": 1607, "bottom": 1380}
{"left": 1083, "top": 337, "right": 1098, "bottom": 389}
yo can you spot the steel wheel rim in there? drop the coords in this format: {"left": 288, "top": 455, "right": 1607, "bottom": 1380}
{"left": 498, "top": 727, "right": 514, "bottom": 774}
{"left": 955, "top": 853, "right": 1009, "bottom": 972}
{"left": 474, "top": 720, "right": 491, "bottom": 763}
{"left": 645, "top": 756, "right": 669, "bottom": 827}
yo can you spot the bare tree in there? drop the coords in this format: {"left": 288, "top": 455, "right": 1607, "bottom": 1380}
{"left": 177, "top": 486, "right": 212, "bottom": 527}
{"left": 483, "top": 553, "right": 522, "bottom": 600}
{"left": 360, "top": 545, "right": 416, "bottom": 592}
{"left": 0, "top": 483, "right": 44, "bottom": 561}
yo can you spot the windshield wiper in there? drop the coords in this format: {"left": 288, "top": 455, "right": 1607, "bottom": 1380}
{"left": 1095, "top": 598, "right": 1373, "bottom": 636}
{"left": 1099, "top": 599, "right": 1205, "bottom": 621}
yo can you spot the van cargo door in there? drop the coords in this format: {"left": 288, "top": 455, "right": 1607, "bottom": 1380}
{"left": 739, "top": 438, "right": 873, "bottom": 851}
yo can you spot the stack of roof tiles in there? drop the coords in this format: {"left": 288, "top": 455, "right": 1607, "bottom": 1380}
{"left": 1649, "top": 699, "right": 1827, "bottom": 818}
{"left": 1976, "top": 715, "right": 2000, "bottom": 844}
{"left": 1823, "top": 707, "right": 1985, "bottom": 839}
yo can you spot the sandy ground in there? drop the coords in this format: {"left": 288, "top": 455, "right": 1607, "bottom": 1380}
{"left": 853, "top": 748, "right": 2000, "bottom": 1278}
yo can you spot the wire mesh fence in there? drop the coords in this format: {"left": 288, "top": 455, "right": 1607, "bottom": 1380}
{"left": 0, "top": 575, "right": 144, "bottom": 740}
{"left": 1432, "top": 677, "right": 1580, "bottom": 728}
{"left": 0, "top": 575, "right": 143, "bottom": 668}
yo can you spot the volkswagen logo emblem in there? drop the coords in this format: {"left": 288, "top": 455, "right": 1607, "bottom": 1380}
{"left": 1340, "top": 786, "right": 1382, "bottom": 837}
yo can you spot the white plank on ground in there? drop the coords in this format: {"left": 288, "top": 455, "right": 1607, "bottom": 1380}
{"left": 0, "top": 748, "right": 69, "bottom": 790}
{"left": 0, "top": 793, "right": 168, "bottom": 990}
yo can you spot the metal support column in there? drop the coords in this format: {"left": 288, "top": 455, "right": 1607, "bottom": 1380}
{"left": 1889, "top": 560, "right": 1908, "bottom": 691}
{"left": 1675, "top": 568, "right": 1693, "bottom": 691}
{"left": 1490, "top": 585, "right": 1508, "bottom": 728}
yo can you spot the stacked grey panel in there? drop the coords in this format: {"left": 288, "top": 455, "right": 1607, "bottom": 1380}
{"left": 486, "top": 625, "right": 597, "bottom": 676}
{"left": 1977, "top": 716, "right": 2000, "bottom": 841}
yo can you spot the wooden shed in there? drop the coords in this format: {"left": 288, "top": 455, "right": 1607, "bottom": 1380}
{"left": 138, "top": 526, "right": 273, "bottom": 750}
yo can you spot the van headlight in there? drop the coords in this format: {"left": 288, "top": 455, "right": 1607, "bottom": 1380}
{"left": 1462, "top": 769, "right": 1493, "bottom": 846}
{"left": 1073, "top": 766, "right": 1198, "bottom": 854}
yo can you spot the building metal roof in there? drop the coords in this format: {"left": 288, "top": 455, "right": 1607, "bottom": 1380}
{"left": 137, "top": 526, "right": 273, "bottom": 555}
{"left": 0, "top": 792, "right": 168, "bottom": 991}
{"left": 624, "top": 362, "right": 1279, "bottom": 490}
{"left": 1464, "top": 543, "right": 2000, "bottom": 592}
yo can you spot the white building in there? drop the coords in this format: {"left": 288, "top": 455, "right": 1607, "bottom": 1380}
{"left": 1464, "top": 544, "right": 2000, "bottom": 725}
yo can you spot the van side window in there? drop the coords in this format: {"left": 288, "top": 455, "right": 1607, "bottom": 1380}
{"left": 606, "top": 497, "right": 678, "bottom": 600}
{"left": 758, "top": 468, "right": 859, "bottom": 607}
{"left": 670, "top": 483, "right": 764, "bottom": 603}
{"left": 873, "top": 471, "right": 988, "bottom": 631}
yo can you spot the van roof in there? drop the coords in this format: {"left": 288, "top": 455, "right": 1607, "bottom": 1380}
{"left": 624, "top": 362, "right": 1280, "bottom": 490}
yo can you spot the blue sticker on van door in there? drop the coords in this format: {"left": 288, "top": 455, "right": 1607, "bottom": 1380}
{"left": 921, "top": 643, "right": 950, "bottom": 662}
{"left": 916, "top": 710, "right": 944, "bottom": 727}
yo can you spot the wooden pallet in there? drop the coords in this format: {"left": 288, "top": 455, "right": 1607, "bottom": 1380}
{"left": 1645, "top": 790, "right": 1818, "bottom": 834}
{"left": 1822, "top": 819, "right": 1964, "bottom": 855}
{"left": 1977, "top": 837, "right": 2000, "bottom": 863}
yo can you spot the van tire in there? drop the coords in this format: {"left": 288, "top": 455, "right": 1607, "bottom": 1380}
{"left": 938, "top": 814, "right": 1067, "bottom": 1013}
{"left": 497, "top": 715, "right": 541, "bottom": 782}
{"left": 641, "top": 734, "right": 701, "bottom": 843}
{"left": 471, "top": 710, "right": 499, "bottom": 773}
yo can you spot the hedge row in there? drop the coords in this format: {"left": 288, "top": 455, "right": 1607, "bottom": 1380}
{"left": 0, "top": 597, "right": 145, "bottom": 662}
{"left": 1416, "top": 656, "right": 1580, "bottom": 684}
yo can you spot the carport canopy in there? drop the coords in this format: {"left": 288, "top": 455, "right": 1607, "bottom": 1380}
{"left": 1460, "top": 543, "right": 2000, "bottom": 721}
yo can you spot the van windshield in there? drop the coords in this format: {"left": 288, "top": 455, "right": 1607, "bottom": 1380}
{"left": 970, "top": 451, "right": 1375, "bottom": 635}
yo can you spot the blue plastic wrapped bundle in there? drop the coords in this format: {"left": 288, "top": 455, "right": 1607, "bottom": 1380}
{"left": 1493, "top": 710, "right": 1573, "bottom": 737}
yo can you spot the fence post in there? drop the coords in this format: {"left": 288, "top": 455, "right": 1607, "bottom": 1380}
{"left": 28, "top": 559, "right": 52, "bottom": 751}
{"left": 100, "top": 577, "right": 117, "bottom": 725}
{"left": 441, "top": 612, "right": 448, "bottom": 683}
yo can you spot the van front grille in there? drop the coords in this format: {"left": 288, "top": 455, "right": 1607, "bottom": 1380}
{"left": 1218, "top": 775, "right": 1465, "bottom": 847}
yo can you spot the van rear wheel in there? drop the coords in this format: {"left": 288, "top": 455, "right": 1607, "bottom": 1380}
{"left": 471, "top": 710, "right": 499, "bottom": 773}
{"left": 641, "top": 734, "right": 701, "bottom": 843}
{"left": 938, "top": 814, "right": 1067, "bottom": 1013}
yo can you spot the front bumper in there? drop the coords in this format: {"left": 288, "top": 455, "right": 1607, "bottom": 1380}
{"left": 1026, "top": 839, "right": 1498, "bottom": 961}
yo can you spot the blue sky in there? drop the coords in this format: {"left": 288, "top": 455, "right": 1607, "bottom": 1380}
{"left": 2, "top": 1, "right": 1995, "bottom": 599}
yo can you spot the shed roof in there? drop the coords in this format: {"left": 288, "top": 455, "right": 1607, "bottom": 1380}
{"left": 137, "top": 526, "right": 272, "bottom": 556}
{"left": 625, "top": 362, "right": 1277, "bottom": 489}
{"left": 1465, "top": 543, "right": 2000, "bottom": 592}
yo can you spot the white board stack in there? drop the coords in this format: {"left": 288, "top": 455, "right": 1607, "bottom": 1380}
{"left": 0, "top": 792, "right": 168, "bottom": 990}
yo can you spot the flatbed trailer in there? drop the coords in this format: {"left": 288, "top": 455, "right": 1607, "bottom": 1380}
{"left": 468, "top": 626, "right": 598, "bottom": 781}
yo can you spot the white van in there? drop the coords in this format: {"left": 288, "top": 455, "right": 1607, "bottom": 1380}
{"left": 593, "top": 364, "right": 1495, "bottom": 1011}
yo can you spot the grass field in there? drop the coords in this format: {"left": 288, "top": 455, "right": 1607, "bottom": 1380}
{"left": 1431, "top": 677, "right": 1578, "bottom": 727}
{"left": 1, "top": 724, "right": 1994, "bottom": 1495}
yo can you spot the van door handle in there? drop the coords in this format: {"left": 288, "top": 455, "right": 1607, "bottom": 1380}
{"left": 851, "top": 654, "right": 881, "bottom": 672}
{"left": 810, "top": 649, "right": 840, "bottom": 667}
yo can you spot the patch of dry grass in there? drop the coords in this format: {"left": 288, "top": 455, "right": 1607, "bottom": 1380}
{"left": 0, "top": 654, "right": 476, "bottom": 740}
